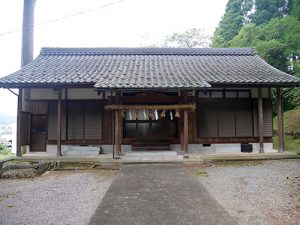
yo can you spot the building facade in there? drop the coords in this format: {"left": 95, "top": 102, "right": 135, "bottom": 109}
{"left": 0, "top": 48, "right": 299, "bottom": 156}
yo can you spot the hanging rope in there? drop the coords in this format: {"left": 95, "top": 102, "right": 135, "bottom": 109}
{"left": 105, "top": 104, "right": 196, "bottom": 110}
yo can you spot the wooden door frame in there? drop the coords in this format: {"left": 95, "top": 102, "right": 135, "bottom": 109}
{"left": 123, "top": 116, "right": 179, "bottom": 140}
{"left": 30, "top": 114, "right": 47, "bottom": 152}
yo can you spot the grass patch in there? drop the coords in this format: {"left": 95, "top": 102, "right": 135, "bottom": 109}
{"left": 273, "top": 108, "right": 300, "bottom": 155}
{"left": 273, "top": 108, "right": 300, "bottom": 133}
{"left": 10, "top": 159, "right": 36, "bottom": 164}
{"left": 0, "top": 193, "right": 14, "bottom": 202}
{"left": 192, "top": 170, "right": 208, "bottom": 177}
{"left": 273, "top": 134, "right": 300, "bottom": 155}
{"left": 58, "top": 162, "right": 94, "bottom": 170}
{"left": 0, "top": 149, "right": 14, "bottom": 160}
{"left": 214, "top": 160, "right": 263, "bottom": 167}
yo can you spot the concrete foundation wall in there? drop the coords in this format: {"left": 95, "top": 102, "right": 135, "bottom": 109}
{"left": 45, "top": 143, "right": 273, "bottom": 155}
{"left": 46, "top": 144, "right": 132, "bottom": 155}
{"left": 251, "top": 143, "right": 273, "bottom": 152}
{"left": 171, "top": 143, "right": 274, "bottom": 154}
{"left": 42, "top": 142, "right": 275, "bottom": 155}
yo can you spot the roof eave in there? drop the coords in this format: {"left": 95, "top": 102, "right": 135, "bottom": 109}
{"left": 209, "top": 82, "right": 300, "bottom": 88}
{"left": 94, "top": 86, "right": 211, "bottom": 92}
{"left": 0, "top": 82, "right": 96, "bottom": 89}
{"left": 1, "top": 82, "right": 299, "bottom": 90}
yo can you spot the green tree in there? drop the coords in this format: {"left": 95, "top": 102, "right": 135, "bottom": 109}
{"left": 291, "top": 0, "right": 300, "bottom": 20}
{"left": 0, "top": 143, "right": 7, "bottom": 151}
{"left": 212, "top": 0, "right": 254, "bottom": 47}
{"left": 250, "top": 0, "right": 292, "bottom": 25}
{"left": 212, "top": 0, "right": 296, "bottom": 47}
{"left": 163, "top": 28, "right": 210, "bottom": 48}
{"left": 229, "top": 16, "right": 300, "bottom": 110}
{"left": 230, "top": 16, "right": 300, "bottom": 72}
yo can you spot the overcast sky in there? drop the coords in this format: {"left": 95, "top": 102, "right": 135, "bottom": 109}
{"left": 0, "top": 0, "right": 227, "bottom": 116}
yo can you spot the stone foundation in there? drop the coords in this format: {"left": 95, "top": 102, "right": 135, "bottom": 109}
{"left": 40, "top": 143, "right": 274, "bottom": 155}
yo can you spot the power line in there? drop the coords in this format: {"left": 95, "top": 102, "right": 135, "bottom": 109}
{"left": 0, "top": 0, "right": 125, "bottom": 37}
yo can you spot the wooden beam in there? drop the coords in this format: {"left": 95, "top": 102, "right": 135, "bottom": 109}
{"left": 118, "top": 95, "right": 191, "bottom": 104}
{"left": 16, "top": 89, "right": 23, "bottom": 157}
{"left": 183, "top": 109, "right": 189, "bottom": 152}
{"left": 277, "top": 87, "right": 284, "bottom": 153}
{"left": 196, "top": 137, "right": 272, "bottom": 144}
{"left": 57, "top": 89, "right": 62, "bottom": 156}
{"left": 105, "top": 103, "right": 196, "bottom": 110}
{"left": 258, "top": 88, "right": 264, "bottom": 153}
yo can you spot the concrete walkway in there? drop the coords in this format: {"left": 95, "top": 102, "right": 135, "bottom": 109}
{"left": 18, "top": 151, "right": 299, "bottom": 163}
{"left": 88, "top": 164, "right": 236, "bottom": 225}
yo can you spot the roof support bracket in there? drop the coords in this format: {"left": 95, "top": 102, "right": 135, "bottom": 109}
{"left": 7, "top": 88, "right": 19, "bottom": 97}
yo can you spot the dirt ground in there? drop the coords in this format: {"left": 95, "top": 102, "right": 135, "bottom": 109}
{"left": 0, "top": 170, "right": 116, "bottom": 225}
{"left": 192, "top": 159, "right": 300, "bottom": 225}
{"left": 0, "top": 160, "right": 299, "bottom": 225}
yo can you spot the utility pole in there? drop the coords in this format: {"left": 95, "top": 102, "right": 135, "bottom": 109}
{"left": 17, "top": 0, "right": 36, "bottom": 156}
{"left": 21, "top": 0, "right": 36, "bottom": 67}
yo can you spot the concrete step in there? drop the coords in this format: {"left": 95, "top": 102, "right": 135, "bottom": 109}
{"left": 126, "top": 151, "right": 177, "bottom": 157}
{"left": 122, "top": 151, "right": 180, "bottom": 161}
{"left": 63, "top": 149, "right": 100, "bottom": 156}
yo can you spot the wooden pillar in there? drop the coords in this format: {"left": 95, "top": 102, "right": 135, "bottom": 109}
{"left": 277, "top": 87, "right": 284, "bottom": 153}
{"left": 180, "top": 90, "right": 188, "bottom": 152}
{"left": 16, "top": 89, "right": 23, "bottom": 157}
{"left": 115, "top": 110, "right": 121, "bottom": 156}
{"left": 180, "top": 116, "right": 184, "bottom": 151}
{"left": 183, "top": 109, "right": 189, "bottom": 152}
{"left": 115, "top": 92, "right": 122, "bottom": 156}
{"left": 56, "top": 89, "right": 62, "bottom": 156}
{"left": 258, "top": 88, "right": 264, "bottom": 153}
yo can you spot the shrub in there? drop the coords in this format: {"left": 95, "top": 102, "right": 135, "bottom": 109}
{"left": 0, "top": 144, "right": 7, "bottom": 152}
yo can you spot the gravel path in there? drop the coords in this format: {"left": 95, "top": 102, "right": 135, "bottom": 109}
{"left": 196, "top": 159, "right": 300, "bottom": 225}
{"left": 0, "top": 170, "right": 116, "bottom": 225}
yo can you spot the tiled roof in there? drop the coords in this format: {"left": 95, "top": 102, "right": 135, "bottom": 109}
{"left": 0, "top": 47, "right": 299, "bottom": 89}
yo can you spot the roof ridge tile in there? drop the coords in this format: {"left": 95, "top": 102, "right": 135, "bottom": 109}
{"left": 40, "top": 47, "right": 256, "bottom": 56}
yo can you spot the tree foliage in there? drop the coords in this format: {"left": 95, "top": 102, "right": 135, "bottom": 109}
{"left": 229, "top": 16, "right": 300, "bottom": 72}
{"left": 250, "top": 0, "right": 291, "bottom": 25}
{"left": 0, "top": 143, "right": 7, "bottom": 151}
{"left": 212, "top": 0, "right": 295, "bottom": 47}
{"left": 291, "top": 0, "right": 300, "bottom": 20}
{"left": 212, "top": 0, "right": 254, "bottom": 47}
{"left": 229, "top": 16, "right": 300, "bottom": 109}
{"left": 164, "top": 28, "right": 210, "bottom": 48}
